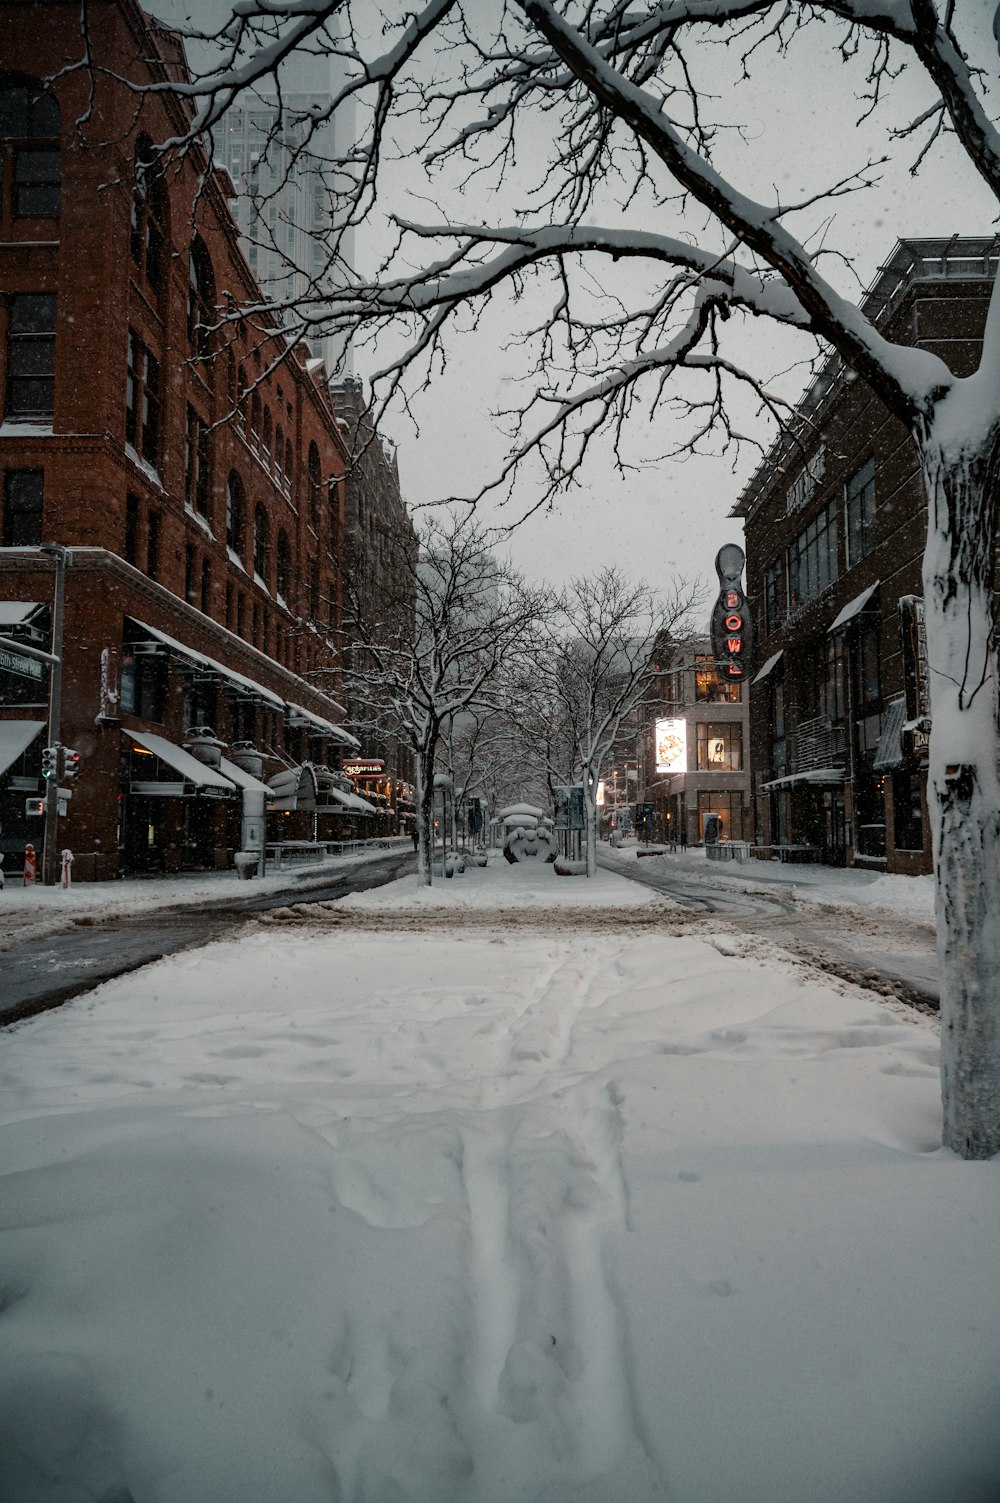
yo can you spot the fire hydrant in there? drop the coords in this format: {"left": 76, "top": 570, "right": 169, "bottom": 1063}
{"left": 60, "top": 848, "right": 74, "bottom": 889}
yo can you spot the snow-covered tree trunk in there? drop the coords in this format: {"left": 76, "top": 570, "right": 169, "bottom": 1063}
{"left": 919, "top": 414, "right": 1000, "bottom": 1159}
{"left": 415, "top": 757, "right": 434, "bottom": 888}
{"left": 583, "top": 768, "right": 599, "bottom": 879}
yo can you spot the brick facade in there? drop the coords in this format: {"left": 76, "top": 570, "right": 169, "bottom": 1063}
{"left": 734, "top": 238, "right": 997, "bottom": 875}
{"left": 0, "top": 0, "right": 370, "bottom": 880}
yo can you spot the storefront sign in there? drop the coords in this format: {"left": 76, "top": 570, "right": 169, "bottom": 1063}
{"left": 710, "top": 543, "right": 753, "bottom": 681}
{"left": 343, "top": 758, "right": 386, "bottom": 778}
{"left": 655, "top": 718, "right": 687, "bottom": 774}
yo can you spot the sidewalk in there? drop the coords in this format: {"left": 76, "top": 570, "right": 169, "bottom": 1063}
{"left": 0, "top": 840, "right": 413, "bottom": 953}
{"left": 600, "top": 840, "right": 935, "bottom": 923}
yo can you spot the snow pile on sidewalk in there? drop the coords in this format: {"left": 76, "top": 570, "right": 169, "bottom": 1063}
{"left": 0, "top": 843, "right": 411, "bottom": 953}
{"left": 604, "top": 842, "right": 936, "bottom": 920}
{"left": 0, "top": 867, "right": 996, "bottom": 1503}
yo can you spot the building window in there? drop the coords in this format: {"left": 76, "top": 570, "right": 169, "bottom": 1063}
{"left": 308, "top": 556, "right": 319, "bottom": 618}
{"left": 6, "top": 293, "right": 56, "bottom": 417}
{"left": 328, "top": 478, "right": 340, "bottom": 555}
{"left": 770, "top": 676, "right": 785, "bottom": 777}
{"left": 275, "top": 423, "right": 284, "bottom": 486}
{"left": 787, "top": 499, "right": 838, "bottom": 614}
{"left": 200, "top": 556, "right": 211, "bottom": 614}
{"left": 764, "top": 556, "right": 784, "bottom": 635}
{"left": 125, "top": 330, "right": 161, "bottom": 466}
{"left": 226, "top": 580, "right": 234, "bottom": 629}
{"left": 2, "top": 468, "right": 43, "bottom": 546}
{"left": 250, "top": 392, "right": 261, "bottom": 451}
{"left": 892, "top": 768, "right": 925, "bottom": 852}
{"left": 130, "top": 135, "right": 166, "bottom": 293}
{"left": 188, "top": 236, "right": 215, "bottom": 358}
{"left": 694, "top": 654, "right": 740, "bottom": 703}
{"left": 0, "top": 74, "right": 61, "bottom": 218}
{"left": 696, "top": 722, "right": 743, "bottom": 771}
{"left": 120, "top": 646, "right": 166, "bottom": 723}
{"left": 147, "top": 509, "right": 160, "bottom": 580}
{"left": 845, "top": 456, "right": 876, "bottom": 567}
{"left": 237, "top": 591, "right": 246, "bottom": 638}
{"left": 276, "top": 528, "right": 290, "bottom": 600}
{"left": 698, "top": 790, "right": 745, "bottom": 841}
{"left": 284, "top": 438, "right": 293, "bottom": 495}
{"left": 308, "top": 442, "right": 321, "bottom": 531}
{"left": 185, "top": 544, "right": 196, "bottom": 606}
{"left": 124, "top": 492, "right": 140, "bottom": 565}
{"left": 854, "top": 620, "right": 881, "bottom": 711}
{"left": 253, "top": 502, "right": 269, "bottom": 581}
{"left": 821, "top": 634, "right": 846, "bottom": 725}
{"left": 262, "top": 407, "right": 272, "bottom": 469}
{"left": 226, "top": 471, "right": 246, "bottom": 558}
{"left": 185, "top": 408, "right": 211, "bottom": 520}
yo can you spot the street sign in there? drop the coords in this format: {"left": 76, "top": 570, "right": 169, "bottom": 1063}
{"left": 710, "top": 544, "right": 753, "bottom": 681}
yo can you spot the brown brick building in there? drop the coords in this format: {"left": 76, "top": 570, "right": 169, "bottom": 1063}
{"left": 0, "top": 0, "right": 369, "bottom": 880}
{"left": 734, "top": 238, "right": 997, "bottom": 875}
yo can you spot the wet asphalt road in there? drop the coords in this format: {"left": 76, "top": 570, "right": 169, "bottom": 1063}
{"left": 0, "top": 850, "right": 416, "bottom": 1027}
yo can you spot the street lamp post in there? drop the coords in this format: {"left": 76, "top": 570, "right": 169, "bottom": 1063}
{"left": 40, "top": 544, "right": 71, "bottom": 886}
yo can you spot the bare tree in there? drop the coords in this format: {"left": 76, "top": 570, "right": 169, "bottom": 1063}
{"left": 341, "top": 509, "right": 543, "bottom": 883}
{"left": 120, "top": 2, "right": 1000, "bottom": 1153}
{"left": 518, "top": 569, "right": 699, "bottom": 876}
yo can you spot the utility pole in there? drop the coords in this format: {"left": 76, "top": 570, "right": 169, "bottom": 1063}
{"left": 40, "top": 544, "right": 70, "bottom": 887}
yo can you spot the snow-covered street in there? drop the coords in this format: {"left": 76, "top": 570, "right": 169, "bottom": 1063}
{"left": 1, "top": 855, "right": 997, "bottom": 1503}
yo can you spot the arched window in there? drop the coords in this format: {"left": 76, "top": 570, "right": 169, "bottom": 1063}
{"left": 284, "top": 438, "right": 293, "bottom": 496}
{"left": 188, "top": 235, "right": 215, "bottom": 357}
{"left": 226, "top": 471, "right": 245, "bottom": 558}
{"left": 262, "top": 406, "right": 272, "bottom": 467}
{"left": 250, "top": 392, "right": 261, "bottom": 452}
{"left": 275, "top": 424, "right": 284, "bottom": 485}
{"left": 0, "top": 73, "right": 61, "bottom": 219}
{"left": 130, "top": 133, "right": 167, "bottom": 292}
{"left": 276, "top": 528, "right": 290, "bottom": 601}
{"left": 307, "top": 442, "right": 321, "bottom": 531}
{"left": 253, "top": 502, "right": 269, "bottom": 582}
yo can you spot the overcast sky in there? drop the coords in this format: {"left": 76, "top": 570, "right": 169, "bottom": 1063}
{"left": 151, "top": 1, "right": 998, "bottom": 609}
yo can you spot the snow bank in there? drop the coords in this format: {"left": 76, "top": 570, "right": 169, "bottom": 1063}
{"left": 0, "top": 913, "right": 996, "bottom": 1502}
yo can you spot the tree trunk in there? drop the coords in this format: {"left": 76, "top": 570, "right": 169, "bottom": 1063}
{"left": 920, "top": 425, "right": 1000, "bottom": 1158}
{"left": 416, "top": 754, "right": 434, "bottom": 887}
{"left": 583, "top": 768, "right": 598, "bottom": 878}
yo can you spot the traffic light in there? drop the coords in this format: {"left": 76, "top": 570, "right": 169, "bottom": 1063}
{"left": 41, "top": 744, "right": 61, "bottom": 780}
{"left": 62, "top": 747, "right": 80, "bottom": 780}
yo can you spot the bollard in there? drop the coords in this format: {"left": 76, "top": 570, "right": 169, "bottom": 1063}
{"left": 61, "top": 848, "right": 74, "bottom": 889}
{"left": 23, "top": 842, "right": 37, "bottom": 886}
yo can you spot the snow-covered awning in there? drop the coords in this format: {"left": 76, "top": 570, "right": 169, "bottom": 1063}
{"left": 128, "top": 620, "right": 285, "bottom": 710}
{"left": 218, "top": 756, "right": 271, "bottom": 795}
{"left": 0, "top": 719, "right": 45, "bottom": 778}
{"left": 319, "top": 785, "right": 377, "bottom": 815}
{"left": 128, "top": 731, "right": 236, "bottom": 791}
{"left": 760, "top": 768, "right": 845, "bottom": 792}
{"left": 751, "top": 651, "right": 783, "bottom": 685}
{"left": 285, "top": 702, "right": 360, "bottom": 749}
{"left": 0, "top": 602, "right": 43, "bottom": 627}
{"left": 268, "top": 763, "right": 318, "bottom": 813}
{"left": 873, "top": 698, "right": 907, "bottom": 772}
{"left": 828, "top": 582, "right": 879, "bottom": 634}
